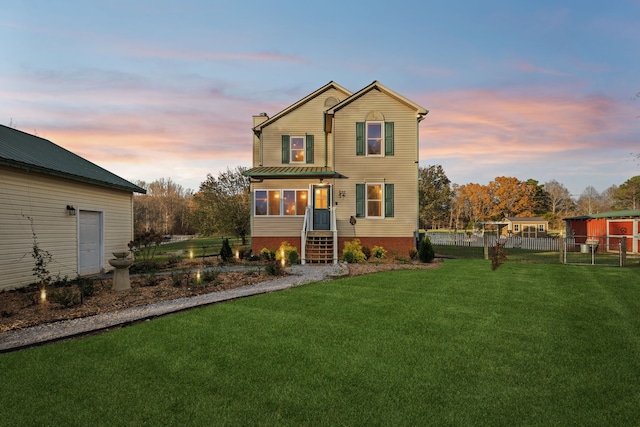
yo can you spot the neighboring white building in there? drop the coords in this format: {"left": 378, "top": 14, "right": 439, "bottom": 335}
{"left": 0, "top": 125, "right": 146, "bottom": 291}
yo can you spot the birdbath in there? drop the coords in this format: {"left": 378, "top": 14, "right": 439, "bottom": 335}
{"left": 108, "top": 251, "right": 134, "bottom": 291}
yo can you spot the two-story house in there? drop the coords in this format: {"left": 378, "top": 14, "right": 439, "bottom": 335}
{"left": 244, "top": 81, "right": 428, "bottom": 264}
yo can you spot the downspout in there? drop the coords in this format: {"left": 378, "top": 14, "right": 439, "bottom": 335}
{"left": 323, "top": 112, "right": 328, "bottom": 168}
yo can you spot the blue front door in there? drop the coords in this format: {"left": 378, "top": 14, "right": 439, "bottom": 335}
{"left": 313, "top": 185, "right": 330, "bottom": 230}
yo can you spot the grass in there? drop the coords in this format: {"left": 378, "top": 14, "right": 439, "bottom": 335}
{"left": 2, "top": 260, "right": 640, "bottom": 425}
{"left": 147, "top": 236, "right": 244, "bottom": 261}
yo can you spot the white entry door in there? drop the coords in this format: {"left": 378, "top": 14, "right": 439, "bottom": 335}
{"left": 79, "top": 210, "right": 102, "bottom": 275}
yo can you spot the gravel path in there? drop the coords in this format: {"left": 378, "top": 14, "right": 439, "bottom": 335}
{"left": 0, "top": 264, "right": 348, "bottom": 353}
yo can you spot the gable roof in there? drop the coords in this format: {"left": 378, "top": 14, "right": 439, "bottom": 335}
{"left": 505, "top": 217, "right": 548, "bottom": 222}
{"left": 564, "top": 210, "right": 640, "bottom": 220}
{"left": 326, "top": 80, "right": 429, "bottom": 119}
{"left": 0, "top": 125, "right": 146, "bottom": 194}
{"left": 253, "top": 81, "right": 352, "bottom": 133}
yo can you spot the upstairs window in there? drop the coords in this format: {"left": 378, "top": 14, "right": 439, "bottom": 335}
{"left": 356, "top": 122, "right": 394, "bottom": 156}
{"left": 290, "top": 137, "right": 305, "bottom": 163}
{"left": 282, "top": 135, "right": 314, "bottom": 164}
{"left": 367, "top": 122, "right": 383, "bottom": 156}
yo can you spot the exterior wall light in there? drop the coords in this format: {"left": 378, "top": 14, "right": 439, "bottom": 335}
{"left": 66, "top": 205, "right": 76, "bottom": 216}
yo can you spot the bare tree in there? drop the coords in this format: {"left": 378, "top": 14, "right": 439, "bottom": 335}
{"left": 544, "top": 180, "right": 573, "bottom": 216}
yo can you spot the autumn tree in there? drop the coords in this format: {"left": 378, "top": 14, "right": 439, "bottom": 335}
{"left": 418, "top": 165, "right": 453, "bottom": 229}
{"left": 487, "top": 176, "right": 537, "bottom": 220}
{"left": 613, "top": 176, "right": 640, "bottom": 209}
{"left": 133, "top": 178, "right": 193, "bottom": 235}
{"left": 191, "top": 166, "right": 250, "bottom": 244}
{"left": 456, "top": 183, "right": 493, "bottom": 227}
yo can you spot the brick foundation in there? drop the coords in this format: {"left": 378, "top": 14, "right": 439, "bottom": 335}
{"left": 251, "top": 237, "right": 302, "bottom": 255}
{"left": 251, "top": 236, "right": 416, "bottom": 259}
{"left": 337, "top": 236, "right": 416, "bottom": 258}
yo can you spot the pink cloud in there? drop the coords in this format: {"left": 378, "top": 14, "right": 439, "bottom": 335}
{"left": 121, "top": 42, "right": 309, "bottom": 65}
{"left": 516, "top": 61, "right": 571, "bottom": 76}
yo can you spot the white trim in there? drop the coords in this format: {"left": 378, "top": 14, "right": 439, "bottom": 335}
{"left": 289, "top": 136, "right": 306, "bottom": 163}
{"left": 366, "top": 121, "right": 384, "bottom": 157}
{"left": 365, "top": 182, "right": 384, "bottom": 218}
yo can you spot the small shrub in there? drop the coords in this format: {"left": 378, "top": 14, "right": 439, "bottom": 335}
{"left": 237, "top": 246, "right": 251, "bottom": 260}
{"left": 170, "top": 270, "right": 185, "bottom": 287}
{"left": 287, "top": 249, "right": 299, "bottom": 265}
{"left": 409, "top": 247, "right": 418, "bottom": 260}
{"left": 371, "top": 245, "right": 387, "bottom": 259}
{"left": 361, "top": 246, "right": 371, "bottom": 260}
{"left": 140, "top": 272, "right": 161, "bottom": 287}
{"left": 260, "top": 247, "right": 272, "bottom": 260}
{"left": 166, "top": 254, "right": 181, "bottom": 267}
{"left": 276, "top": 241, "right": 299, "bottom": 266}
{"left": 419, "top": 237, "right": 435, "bottom": 263}
{"left": 265, "top": 260, "right": 284, "bottom": 276}
{"left": 76, "top": 277, "right": 95, "bottom": 297}
{"left": 491, "top": 241, "right": 508, "bottom": 270}
{"left": 220, "top": 238, "right": 234, "bottom": 263}
{"left": 342, "top": 239, "right": 366, "bottom": 263}
{"left": 50, "top": 287, "right": 80, "bottom": 308}
{"left": 201, "top": 269, "right": 220, "bottom": 283}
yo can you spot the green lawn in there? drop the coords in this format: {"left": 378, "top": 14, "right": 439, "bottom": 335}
{"left": 2, "top": 260, "right": 640, "bottom": 426}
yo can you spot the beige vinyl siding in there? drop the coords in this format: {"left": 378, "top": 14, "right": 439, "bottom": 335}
{"left": 251, "top": 178, "right": 314, "bottom": 237}
{"left": 260, "top": 88, "right": 346, "bottom": 168}
{"left": 0, "top": 167, "right": 134, "bottom": 291}
{"left": 332, "top": 90, "right": 419, "bottom": 238}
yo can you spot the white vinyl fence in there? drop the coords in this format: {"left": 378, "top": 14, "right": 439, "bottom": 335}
{"left": 425, "top": 232, "right": 562, "bottom": 251}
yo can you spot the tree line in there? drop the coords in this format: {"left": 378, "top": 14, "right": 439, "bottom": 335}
{"left": 419, "top": 165, "right": 640, "bottom": 231}
{"left": 133, "top": 165, "right": 640, "bottom": 240}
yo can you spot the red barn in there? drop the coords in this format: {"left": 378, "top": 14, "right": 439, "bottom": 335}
{"left": 564, "top": 210, "right": 640, "bottom": 254}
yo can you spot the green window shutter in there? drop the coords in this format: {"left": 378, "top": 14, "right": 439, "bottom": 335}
{"left": 305, "top": 134, "right": 314, "bottom": 164}
{"left": 384, "top": 122, "right": 394, "bottom": 156}
{"left": 281, "top": 135, "right": 290, "bottom": 164}
{"left": 384, "top": 183, "right": 394, "bottom": 217}
{"left": 356, "top": 184, "right": 365, "bottom": 218}
{"left": 356, "top": 122, "right": 365, "bottom": 156}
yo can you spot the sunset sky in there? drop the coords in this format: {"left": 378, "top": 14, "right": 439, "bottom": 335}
{"left": 2, "top": 0, "right": 639, "bottom": 197}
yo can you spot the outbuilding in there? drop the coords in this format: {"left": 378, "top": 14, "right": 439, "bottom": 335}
{"left": 564, "top": 210, "right": 640, "bottom": 254}
{"left": 0, "top": 125, "right": 146, "bottom": 291}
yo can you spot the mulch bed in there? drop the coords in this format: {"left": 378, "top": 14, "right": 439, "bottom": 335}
{"left": 0, "top": 258, "right": 441, "bottom": 333}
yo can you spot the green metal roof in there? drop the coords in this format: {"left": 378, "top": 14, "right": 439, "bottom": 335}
{"left": 243, "top": 166, "right": 346, "bottom": 179}
{"left": 564, "top": 210, "right": 640, "bottom": 220}
{"left": 0, "top": 125, "right": 145, "bottom": 193}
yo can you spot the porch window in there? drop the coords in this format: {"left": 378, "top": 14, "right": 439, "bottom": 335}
{"left": 256, "top": 189, "right": 308, "bottom": 216}
{"left": 514, "top": 224, "right": 520, "bottom": 232}
{"left": 283, "top": 190, "right": 308, "bottom": 216}
{"left": 254, "top": 190, "right": 281, "bottom": 216}
{"left": 538, "top": 224, "right": 545, "bottom": 232}
{"left": 268, "top": 190, "right": 280, "bottom": 215}
{"left": 255, "top": 190, "right": 267, "bottom": 215}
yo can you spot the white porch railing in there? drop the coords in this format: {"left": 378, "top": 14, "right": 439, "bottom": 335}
{"left": 301, "top": 206, "right": 311, "bottom": 265}
{"left": 331, "top": 207, "right": 338, "bottom": 265}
